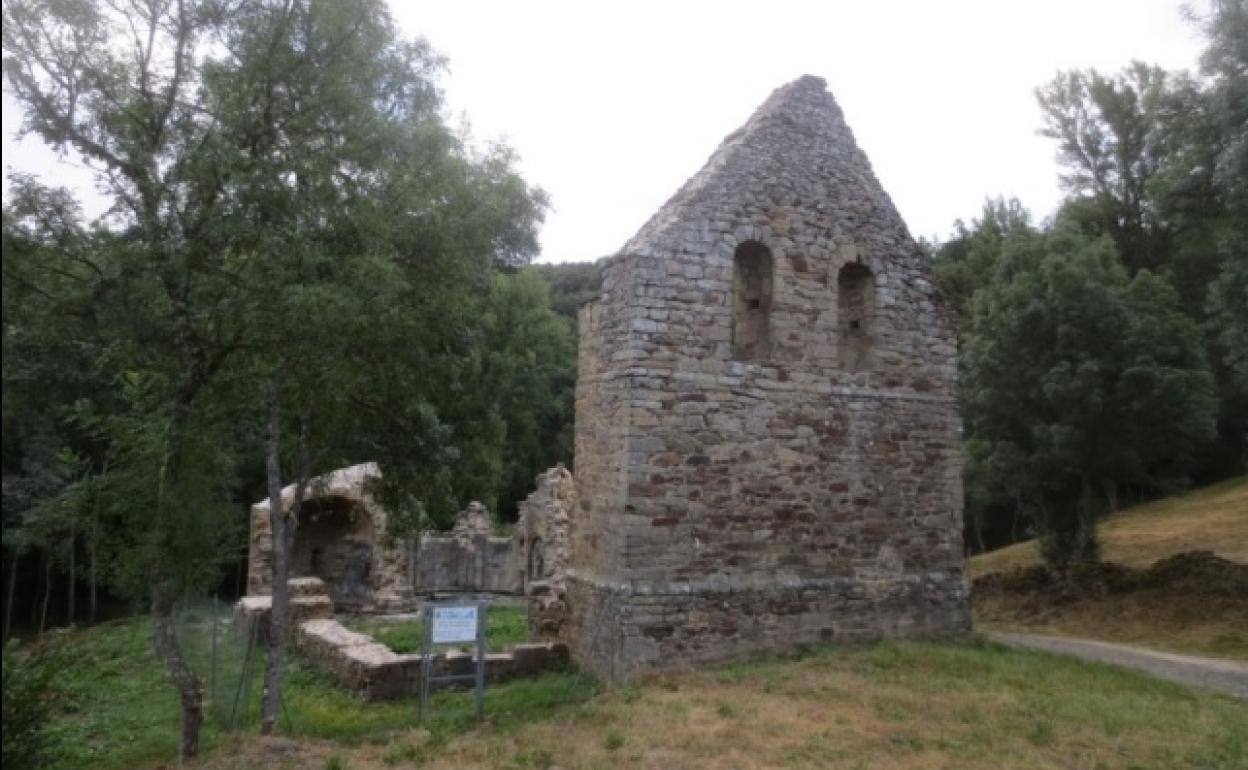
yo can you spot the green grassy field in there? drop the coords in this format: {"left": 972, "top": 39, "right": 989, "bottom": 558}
{"left": 18, "top": 616, "right": 1248, "bottom": 770}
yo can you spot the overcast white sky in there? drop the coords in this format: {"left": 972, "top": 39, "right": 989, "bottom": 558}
{"left": 2, "top": 0, "right": 1206, "bottom": 263}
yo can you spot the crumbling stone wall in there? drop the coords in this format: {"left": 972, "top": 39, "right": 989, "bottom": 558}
{"left": 566, "top": 75, "right": 970, "bottom": 678}
{"left": 248, "top": 473, "right": 524, "bottom": 607}
{"left": 409, "top": 501, "right": 516, "bottom": 594}
{"left": 512, "top": 465, "right": 576, "bottom": 638}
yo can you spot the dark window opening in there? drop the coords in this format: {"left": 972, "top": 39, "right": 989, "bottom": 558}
{"left": 838, "top": 262, "right": 874, "bottom": 372}
{"left": 732, "top": 241, "right": 774, "bottom": 361}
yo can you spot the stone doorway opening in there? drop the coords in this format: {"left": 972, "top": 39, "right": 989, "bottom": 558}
{"left": 291, "top": 495, "right": 375, "bottom": 611}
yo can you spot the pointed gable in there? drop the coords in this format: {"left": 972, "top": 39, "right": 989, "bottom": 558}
{"left": 621, "top": 75, "right": 916, "bottom": 269}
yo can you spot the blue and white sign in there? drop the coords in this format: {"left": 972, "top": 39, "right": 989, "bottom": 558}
{"left": 430, "top": 605, "right": 479, "bottom": 644}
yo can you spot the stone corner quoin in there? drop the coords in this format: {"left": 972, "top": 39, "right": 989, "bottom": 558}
{"left": 566, "top": 74, "right": 970, "bottom": 679}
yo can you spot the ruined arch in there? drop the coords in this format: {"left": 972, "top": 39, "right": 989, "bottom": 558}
{"left": 246, "top": 463, "right": 407, "bottom": 611}
{"left": 292, "top": 495, "right": 375, "bottom": 609}
{"left": 838, "top": 262, "right": 874, "bottom": 372}
{"left": 732, "top": 241, "right": 774, "bottom": 361}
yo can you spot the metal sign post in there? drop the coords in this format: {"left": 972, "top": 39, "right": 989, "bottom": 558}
{"left": 419, "top": 599, "right": 487, "bottom": 724}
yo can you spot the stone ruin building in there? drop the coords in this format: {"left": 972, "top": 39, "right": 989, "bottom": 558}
{"left": 564, "top": 75, "right": 969, "bottom": 678}
{"left": 244, "top": 74, "right": 969, "bottom": 683}
{"left": 246, "top": 463, "right": 546, "bottom": 612}
{"left": 242, "top": 464, "right": 574, "bottom": 700}
{"left": 247, "top": 461, "right": 575, "bottom": 610}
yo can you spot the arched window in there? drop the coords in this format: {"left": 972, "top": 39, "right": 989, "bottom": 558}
{"left": 732, "top": 241, "right": 773, "bottom": 361}
{"left": 527, "top": 537, "right": 546, "bottom": 583}
{"left": 838, "top": 262, "right": 874, "bottom": 372}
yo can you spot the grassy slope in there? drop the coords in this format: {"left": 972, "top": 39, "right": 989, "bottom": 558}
{"left": 971, "top": 476, "right": 1248, "bottom": 658}
{"left": 971, "top": 476, "right": 1248, "bottom": 578}
{"left": 199, "top": 640, "right": 1247, "bottom": 770}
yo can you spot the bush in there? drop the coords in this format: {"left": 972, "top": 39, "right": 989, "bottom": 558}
{"left": 2, "top": 640, "right": 59, "bottom": 770}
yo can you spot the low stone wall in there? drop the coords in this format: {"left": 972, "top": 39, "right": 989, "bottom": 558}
{"left": 295, "top": 618, "right": 570, "bottom": 700}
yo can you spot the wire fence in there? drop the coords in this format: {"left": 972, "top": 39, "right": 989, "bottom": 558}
{"left": 173, "top": 597, "right": 265, "bottom": 732}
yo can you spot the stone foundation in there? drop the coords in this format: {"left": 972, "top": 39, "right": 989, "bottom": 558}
{"left": 236, "top": 578, "right": 568, "bottom": 700}
{"left": 566, "top": 574, "right": 968, "bottom": 678}
{"left": 294, "top": 619, "right": 569, "bottom": 701}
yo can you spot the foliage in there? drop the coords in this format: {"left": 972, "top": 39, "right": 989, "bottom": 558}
{"left": 935, "top": 2, "right": 1248, "bottom": 563}
{"left": 959, "top": 224, "right": 1216, "bottom": 569}
{"left": 1, "top": 0, "right": 560, "bottom": 754}
{"left": 930, "top": 198, "right": 1031, "bottom": 327}
{"left": 448, "top": 269, "right": 576, "bottom": 520}
{"left": 2, "top": 641, "right": 60, "bottom": 770}
{"left": 531, "top": 261, "right": 604, "bottom": 321}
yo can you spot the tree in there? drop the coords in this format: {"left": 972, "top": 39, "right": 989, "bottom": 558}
{"left": 931, "top": 197, "right": 1033, "bottom": 326}
{"left": 532, "top": 261, "right": 604, "bottom": 322}
{"left": 962, "top": 224, "right": 1217, "bottom": 570}
{"left": 1036, "top": 62, "right": 1180, "bottom": 275}
{"left": 446, "top": 269, "right": 577, "bottom": 520}
{"left": 1036, "top": 2, "right": 1248, "bottom": 478}
{"left": 2, "top": 0, "right": 547, "bottom": 753}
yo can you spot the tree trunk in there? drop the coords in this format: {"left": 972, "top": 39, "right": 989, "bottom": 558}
{"left": 260, "top": 386, "right": 310, "bottom": 736}
{"left": 1103, "top": 480, "right": 1119, "bottom": 513}
{"left": 67, "top": 522, "right": 76, "bottom": 626}
{"left": 3, "top": 549, "right": 18, "bottom": 643}
{"left": 972, "top": 508, "right": 986, "bottom": 554}
{"left": 90, "top": 508, "right": 98, "bottom": 624}
{"left": 38, "top": 552, "right": 51, "bottom": 637}
{"left": 152, "top": 582, "right": 203, "bottom": 760}
{"left": 260, "top": 383, "right": 288, "bottom": 735}
{"left": 1077, "top": 475, "right": 1100, "bottom": 565}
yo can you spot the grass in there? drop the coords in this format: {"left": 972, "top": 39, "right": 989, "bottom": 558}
{"left": 342, "top": 605, "right": 528, "bottom": 654}
{"left": 29, "top": 617, "right": 1247, "bottom": 770}
{"left": 29, "top": 614, "right": 598, "bottom": 770}
{"left": 196, "top": 637, "right": 1248, "bottom": 770}
{"left": 970, "top": 476, "right": 1248, "bottom": 578}
{"left": 970, "top": 476, "right": 1248, "bottom": 659}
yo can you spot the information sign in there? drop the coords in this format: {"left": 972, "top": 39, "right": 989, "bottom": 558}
{"left": 420, "top": 600, "right": 487, "bottom": 724}
{"left": 430, "top": 605, "right": 479, "bottom": 644}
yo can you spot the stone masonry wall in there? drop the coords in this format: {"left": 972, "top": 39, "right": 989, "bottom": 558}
{"left": 566, "top": 75, "right": 970, "bottom": 678}
{"left": 412, "top": 534, "right": 517, "bottom": 594}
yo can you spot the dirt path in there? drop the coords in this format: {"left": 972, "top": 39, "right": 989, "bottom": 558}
{"left": 988, "top": 632, "right": 1248, "bottom": 700}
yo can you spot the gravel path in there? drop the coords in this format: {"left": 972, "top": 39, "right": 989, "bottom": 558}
{"left": 987, "top": 632, "right": 1248, "bottom": 700}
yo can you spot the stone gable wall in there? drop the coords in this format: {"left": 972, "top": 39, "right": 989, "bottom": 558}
{"left": 566, "top": 76, "right": 969, "bottom": 678}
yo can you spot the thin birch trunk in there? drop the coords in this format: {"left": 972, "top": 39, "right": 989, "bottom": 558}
{"left": 260, "top": 381, "right": 311, "bottom": 734}
{"left": 3, "top": 549, "right": 18, "bottom": 643}
{"left": 38, "top": 552, "right": 51, "bottom": 637}
{"left": 67, "top": 521, "right": 76, "bottom": 625}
